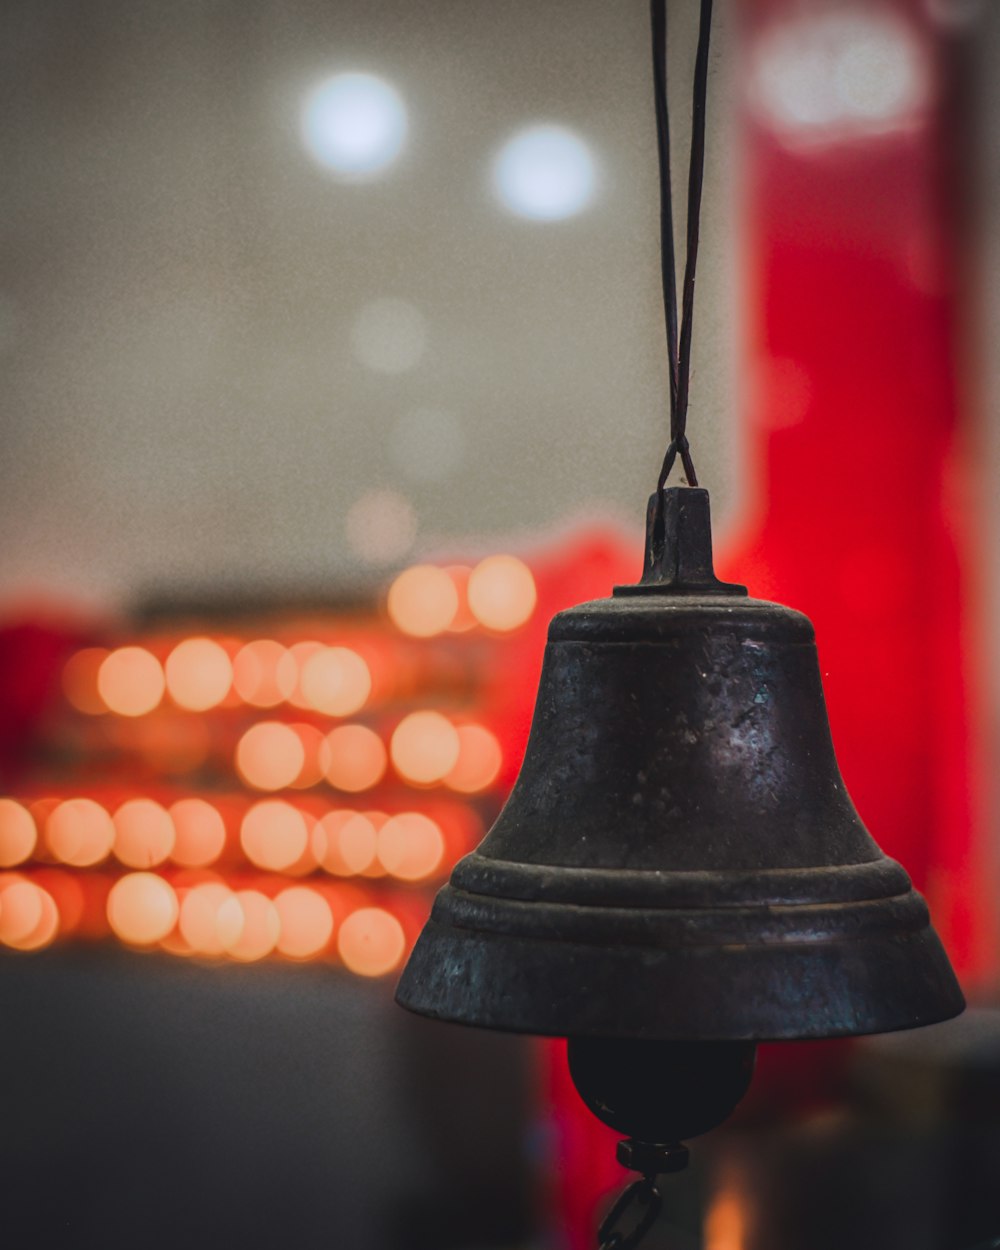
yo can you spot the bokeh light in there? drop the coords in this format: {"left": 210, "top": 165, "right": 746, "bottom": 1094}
{"left": 164, "top": 637, "right": 233, "bottom": 711}
{"left": 236, "top": 721, "right": 306, "bottom": 791}
{"left": 0, "top": 799, "right": 37, "bottom": 867}
{"left": 106, "top": 873, "right": 178, "bottom": 946}
{"left": 218, "top": 890, "right": 280, "bottom": 962}
{"left": 377, "top": 812, "right": 445, "bottom": 881}
{"left": 168, "top": 798, "right": 227, "bottom": 867}
{"left": 493, "top": 124, "right": 596, "bottom": 221}
{"left": 178, "top": 882, "right": 232, "bottom": 956}
{"left": 46, "top": 798, "right": 115, "bottom": 866}
{"left": 337, "top": 907, "right": 406, "bottom": 976}
{"left": 323, "top": 724, "right": 387, "bottom": 792}
{"left": 749, "top": 10, "right": 932, "bottom": 146}
{"left": 445, "top": 725, "right": 503, "bottom": 794}
{"left": 0, "top": 877, "right": 59, "bottom": 951}
{"left": 387, "top": 564, "right": 459, "bottom": 637}
{"left": 301, "top": 72, "right": 408, "bottom": 179}
{"left": 390, "top": 711, "right": 460, "bottom": 785}
{"left": 112, "top": 798, "right": 175, "bottom": 868}
{"left": 300, "top": 647, "right": 372, "bottom": 716}
{"left": 274, "top": 887, "right": 335, "bottom": 959}
{"left": 98, "top": 647, "right": 165, "bottom": 717}
{"left": 289, "top": 723, "right": 329, "bottom": 789}
{"left": 467, "top": 554, "right": 537, "bottom": 631}
{"left": 240, "top": 800, "right": 311, "bottom": 872}
{"left": 314, "top": 810, "right": 379, "bottom": 875}
{"left": 62, "top": 647, "right": 110, "bottom": 715}
{"left": 232, "top": 640, "right": 297, "bottom": 708}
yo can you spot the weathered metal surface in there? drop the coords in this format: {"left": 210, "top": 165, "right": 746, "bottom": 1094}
{"left": 396, "top": 488, "right": 964, "bottom": 1041}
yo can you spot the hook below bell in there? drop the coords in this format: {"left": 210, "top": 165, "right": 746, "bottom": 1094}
{"left": 396, "top": 488, "right": 963, "bottom": 1043}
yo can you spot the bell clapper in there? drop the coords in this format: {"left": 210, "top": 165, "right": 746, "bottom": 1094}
{"left": 569, "top": 1037, "right": 757, "bottom": 1246}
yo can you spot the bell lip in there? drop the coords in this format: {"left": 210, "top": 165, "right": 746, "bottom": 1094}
{"left": 395, "top": 915, "right": 966, "bottom": 1043}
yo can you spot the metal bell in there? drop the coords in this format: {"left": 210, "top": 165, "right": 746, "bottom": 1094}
{"left": 396, "top": 488, "right": 964, "bottom": 1043}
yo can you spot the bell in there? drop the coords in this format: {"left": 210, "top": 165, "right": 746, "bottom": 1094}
{"left": 397, "top": 488, "right": 963, "bottom": 1051}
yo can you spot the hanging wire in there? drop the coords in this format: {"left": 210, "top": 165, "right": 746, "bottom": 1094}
{"left": 652, "top": 0, "right": 715, "bottom": 495}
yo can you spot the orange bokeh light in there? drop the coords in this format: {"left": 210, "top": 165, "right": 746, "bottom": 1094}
{"left": 218, "top": 890, "right": 280, "bottom": 961}
{"left": 113, "top": 798, "right": 175, "bottom": 868}
{"left": 97, "top": 646, "right": 166, "bottom": 716}
{"left": 0, "top": 799, "right": 37, "bottom": 867}
{"left": 323, "top": 725, "right": 387, "bottom": 792}
{"left": 467, "top": 554, "right": 537, "bottom": 631}
{"left": 337, "top": 907, "right": 406, "bottom": 977}
{"left": 0, "top": 877, "right": 59, "bottom": 950}
{"left": 236, "top": 721, "right": 306, "bottom": 791}
{"left": 289, "top": 723, "right": 328, "bottom": 789}
{"left": 178, "top": 881, "right": 232, "bottom": 955}
{"left": 300, "top": 647, "right": 372, "bottom": 716}
{"left": 445, "top": 725, "right": 504, "bottom": 794}
{"left": 46, "top": 798, "right": 115, "bottom": 866}
{"left": 390, "top": 711, "right": 460, "bottom": 785}
{"left": 240, "top": 800, "right": 311, "bottom": 871}
{"left": 274, "top": 887, "right": 335, "bottom": 958}
{"left": 232, "top": 639, "right": 297, "bottom": 708}
{"left": 386, "top": 564, "right": 459, "bottom": 638}
{"left": 106, "top": 872, "right": 178, "bottom": 945}
{"left": 165, "top": 637, "right": 233, "bottom": 711}
{"left": 169, "top": 798, "right": 227, "bottom": 867}
{"left": 286, "top": 641, "right": 324, "bottom": 710}
{"left": 377, "top": 812, "right": 445, "bottom": 881}
{"left": 314, "top": 810, "right": 378, "bottom": 875}
{"left": 62, "top": 647, "right": 110, "bottom": 715}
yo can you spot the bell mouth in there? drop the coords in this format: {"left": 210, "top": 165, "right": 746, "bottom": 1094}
{"left": 395, "top": 870, "right": 965, "bottom": 1042}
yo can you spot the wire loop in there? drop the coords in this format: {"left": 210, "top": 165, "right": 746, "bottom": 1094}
{"left": 598, "top": 1176, "right": 663, "bottom": 1250}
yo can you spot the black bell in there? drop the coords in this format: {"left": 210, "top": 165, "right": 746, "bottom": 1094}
{"left": 396, "top": 488, "right": 963, "bottom": 1049}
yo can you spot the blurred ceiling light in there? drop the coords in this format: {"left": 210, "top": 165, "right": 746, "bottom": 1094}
{"left": 323, "top": 724, "right": 387, "bottom": 792}
{"left": 390, "top": 711, "right": 460, "bottom": 785}
{"left": 178, "top": 881, "right": 232, "bottom": 955}
{"left": 164, "top": 638, "right": 233, "bottom": 711}
{"left": 236, "top": 721, "right": 306, "bottom": 791}
{"left": 445, "top": 725, "right": 503, "bottom": 794}
{"left": 98, "top": 647, "right": 165, "bottom": 717}
{"left": 300, "top": 647, "right": 372, "bottom": 716}
{"left": 377, "top": 812, "right": 445, "bottom": 881}
{"left": 274, "top": 887, "right": 335, "bottom": 959}
{"left": 169, "top": 798, "right": 227, "bottom": 867}
{"left": 0, "top": 878, "right": 45, "bottom": 949}
{"left": 219, "top": 890, "right": 280, "bottom": 962}
{"left": 240, "top": 800, "right": 311, "bottom": 872}
{"left": 232, "top": 640, "right": 297, "bottom": 708}
{"left": 749, "top": 10, "right": 932, "bottom": 147}
{"left": 351, "top": 297, "right": 427, "bottom": 374}
{"left": 46, "top": 798, "right": 114, "bottom": 866}
{"left": 6, "top": 883, "right": 59, "bottom": 951}
{"left": 345, "top": 488, "right": 418, "bottom": 565}
{"left": 107, "top": 873, "right": 178, "bottom": 946}
{"left": 494, "top": 124, "right": 596, "bottom": 221}
{"left": 0, "top": 799, "right": 36, "bottom": 867}
{"left": 112, "top": 798, "right": 175, "bottom": 868}
{"left": 301, "top": 72, "right": 408, "bottom": 179}
{"left": 467, "top": 554, "right": 537, "bottom": 631}
{"left": 62, "top": 647, "right": 110, "bottom": 715}
{"left": 337, "top": 907, "right": 406, "bottom": 976}
{"left": 387, "top": 564, "right": 459, "bottom": 637}
{"left": 390, "top": 407, "right": 465, "bottom": 481}
{"left": 286, "top": 640, "right": 325, "bottom": 709}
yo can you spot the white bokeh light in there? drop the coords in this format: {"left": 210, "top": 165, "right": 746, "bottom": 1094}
{"left": 301, "top": 72, "right": 407, "bottom": 178}
{"left": 350, "top": 297, "right": 427, "bottom": 374}
{"left": 749, "top": 11, "right": 932, "bottom": 148}
{"left": 493, "top": 125, "right": 596, "bottom": 221}
{"left": 390, "top": 408, "right": 465, "bottom": 482}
